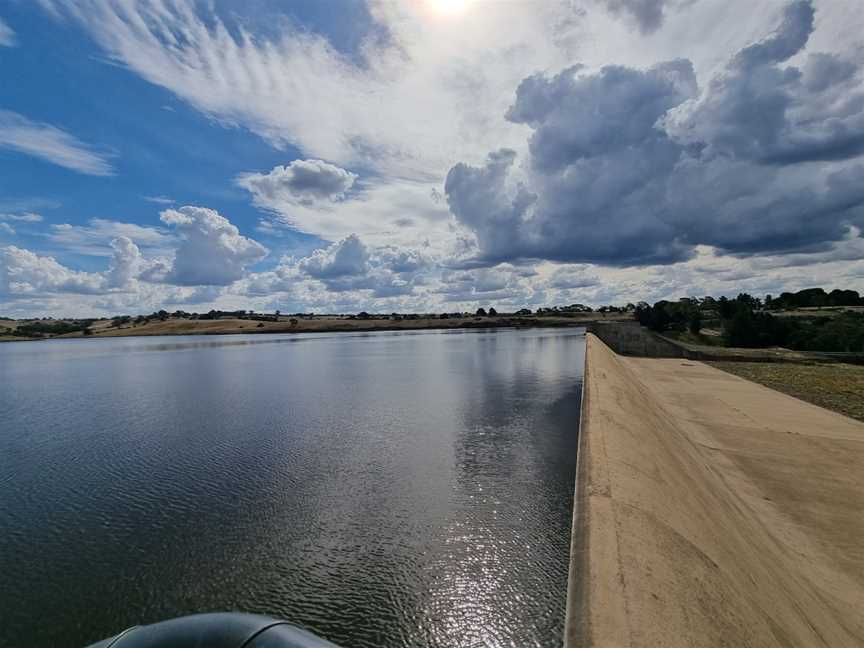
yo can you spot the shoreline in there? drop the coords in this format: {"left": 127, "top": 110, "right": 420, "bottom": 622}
{"left": 1, "top": 315, "right": 627, "bottom": 343}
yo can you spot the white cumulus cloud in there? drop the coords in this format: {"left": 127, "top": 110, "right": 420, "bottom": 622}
{"left": 1, "top": 245, "right": 112, "bottom": 296}
{"left": 157, "top": 206, "right": 268, "bottom": 286}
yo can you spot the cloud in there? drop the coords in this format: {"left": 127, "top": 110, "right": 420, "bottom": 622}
{"left": 447, "top": 60, "right": 698, "bottom": 266}
{"left": 0, "top": 212, "right": 43, "bottom": 223}
{"left": 0, "top": 223, "right": 15, "bottom": 236}
{"left": 157, "top": 206, "right": 268, "bottom": 286}
{"left": 446, "top": 2, "right": 864, "bottom": 267}
{"left": 547, "top": 265, "right": 601, "bottom": 289}
{"left": 43, "top": 0, "right": 585, "bottom": 179}
{"left": 1, "top": 207, "right": 267, "bottom": 300}
{"left": 0, "top": 111, "right": 113, "bottom": 175}
{"left": 664, "top": 1, "right": 864, "bottom": 165}
{"left": 241, "top": 174, "right": 455, "bottom": 253}
{"left": 293, "top": 234, "right": 432, "bottom": 297}
{"left": 594, "top": 0, "right": 679, "bottom": 34}
{"left": 238, "top": 160, "right": 358, "bottom": 207}
{"left": 377, "top": 246, "right": 431, "bottom": 274}
{"left": 8, "top": 0, "right": 864, "bottom": 318}
{"left": 435, "top": 263, "right": 541, "bottom": 306}
{"left": 1, "top": 246, "right": 106, "bottom": 295}
{"left": 143, "top": 195, "right": 175, "bottom": 205}
{"left": 735, "top": 0, "right": 814, "bottom": 67}
{"left": 0, "top": 17, "right": 16, "bottom": 47}
{"left": 104, "top": 236, "right": 143, "bottom": 289}
{"left": 48, "top": 218, "right": 174, "bottom": 256}
{"left": 0, "top": 197, "right": 60, "bottom": 213}
{"left": 0, "top": 236, "right": 144, "bottom": 298}
{"left": 298, "top": 234, "right": 369, "bottom": 280}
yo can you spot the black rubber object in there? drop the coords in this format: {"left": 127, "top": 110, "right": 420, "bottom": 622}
{"left": 84, "top": 613, "right": 342, "bottom": 648}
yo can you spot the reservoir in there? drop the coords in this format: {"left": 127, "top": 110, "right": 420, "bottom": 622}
{"left": 0, "top": 327, "right": 585, "bottom": 648}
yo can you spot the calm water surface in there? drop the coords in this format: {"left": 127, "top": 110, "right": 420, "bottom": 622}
{"left": 0, "top": 328, "right": 584, "bottom": 648}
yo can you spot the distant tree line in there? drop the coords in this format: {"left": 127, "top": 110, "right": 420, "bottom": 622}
{"left": 637, "top": 289, "right": 864, "bottom": 352}
{"left": 765, "top": 288, "right": 864, "bottom": 310}
{"left": 15, "top": 320, "right": 95, "bottom": 337}
{"left": 107, "top": 309, "right": 289, "bottom": 327}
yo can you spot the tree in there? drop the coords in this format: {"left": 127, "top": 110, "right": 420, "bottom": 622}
{"left": 488, "top": 307, "right": 498, "bottom": 316}
{"left": 688, "top": 311, "right": 702, "bottom": 336}
{"left": 736, "top": 293, "right": 761, "bottom": 309}
{"left": 724, "top": 309, "right": 758, "bottom": 347}
{"left": 111, "top": 315, "right": 131, "bottom": 327}
{"left": 476, "top": 307, "right": 487, "bottom": 316}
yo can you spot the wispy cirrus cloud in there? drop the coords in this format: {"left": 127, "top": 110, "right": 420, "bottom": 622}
{"left": 0, "top": 110, "right": 113, "bottom": 176}
{"left": 143, "top": 195, "right": 175, "bottom": 205}
{"left": 48, "top": 218, "right": 175, "bottom": 257}
{"left": 40, "top": 0, "right": 579, "bottom": 179}
{"left": 0, "top": 17, "right": 16, "bottom": 47}
{"left": 0, "top": 212, "right": 43, "bottom": 223}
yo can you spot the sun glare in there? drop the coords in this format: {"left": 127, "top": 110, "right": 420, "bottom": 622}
{"left": 426, "top": 0, "right": 470, "bottom": 16}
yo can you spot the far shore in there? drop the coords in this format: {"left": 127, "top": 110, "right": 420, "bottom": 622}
{"left": 0, "top": 313, "right": 631, "bottom": 343}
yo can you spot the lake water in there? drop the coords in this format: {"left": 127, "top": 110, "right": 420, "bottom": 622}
{"left": 0, "top": 327, "right": 585, "bottom": 648}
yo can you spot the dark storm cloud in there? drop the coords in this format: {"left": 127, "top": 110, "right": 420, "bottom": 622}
{"left": 238, "top": 160, "right": 358, "bottom": 207}
{"left": 735, "top": 0, "right": 814, "bottom": 67}
{"left": 445, "top": 0, "right": 864, "bottom": 268}
{"left": 507, "top": 61, "right": 697, "bottom": 172}
{"left": 447, "top": 60, "right": 697, "bottom": 266}
{"left": 596, "top": 0, "right": 671, "bottom": 34}
{"left": 666, "top": 2, "right": 864, "bottom": 166}
{"left": 801, "top": 52, "right": 857, "bottom": 93}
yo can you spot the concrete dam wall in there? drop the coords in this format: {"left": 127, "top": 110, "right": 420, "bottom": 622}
{"left": 587, "top": 321, "right": 688, "bottom": 358}
{"left": 566, "top": 335, "right": 864, "bottom": 647}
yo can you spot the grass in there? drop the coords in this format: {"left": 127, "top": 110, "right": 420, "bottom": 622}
{"left": 710, "top": 361, "right": 864, "bottom": 423}
{"left": 662, "top": 329, "right": 726, "bottom": 347}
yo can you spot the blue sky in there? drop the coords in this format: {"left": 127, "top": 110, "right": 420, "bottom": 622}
{"left": 1, "top": 0, "right": 863, "bottom": 317}
{"left": 1, "top": 1, "right": 323, "bottom": 270}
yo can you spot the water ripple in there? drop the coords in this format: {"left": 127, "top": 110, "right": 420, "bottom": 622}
{"left": 0, "top": 328, "right": 584, "bottom": 648}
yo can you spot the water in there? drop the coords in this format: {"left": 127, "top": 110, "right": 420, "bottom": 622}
{"left": 0, "top": 327, "right": 585, "bottom": 648}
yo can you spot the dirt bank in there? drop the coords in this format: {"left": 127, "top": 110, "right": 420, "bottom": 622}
{"left": 567, "top": 334, "right": 864, "bottom": 647}
{"left": 2, "top": 313, "right": 632, "bottom": 342}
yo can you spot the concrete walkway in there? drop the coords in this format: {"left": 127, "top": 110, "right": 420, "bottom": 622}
{"left": 566, "top": 335, "right": 864, "bottom": 647}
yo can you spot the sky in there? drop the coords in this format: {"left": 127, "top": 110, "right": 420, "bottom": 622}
{"left": 1, "top": 0, "right": 863, "bottom": 318}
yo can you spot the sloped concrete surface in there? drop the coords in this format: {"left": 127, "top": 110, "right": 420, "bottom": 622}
{"left": 566, "top": 335, "right": 864, "bottom": 647}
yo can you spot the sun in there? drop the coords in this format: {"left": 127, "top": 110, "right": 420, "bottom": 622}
{"left": 426, "top": 0, "right": 471, "bottom": 16}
